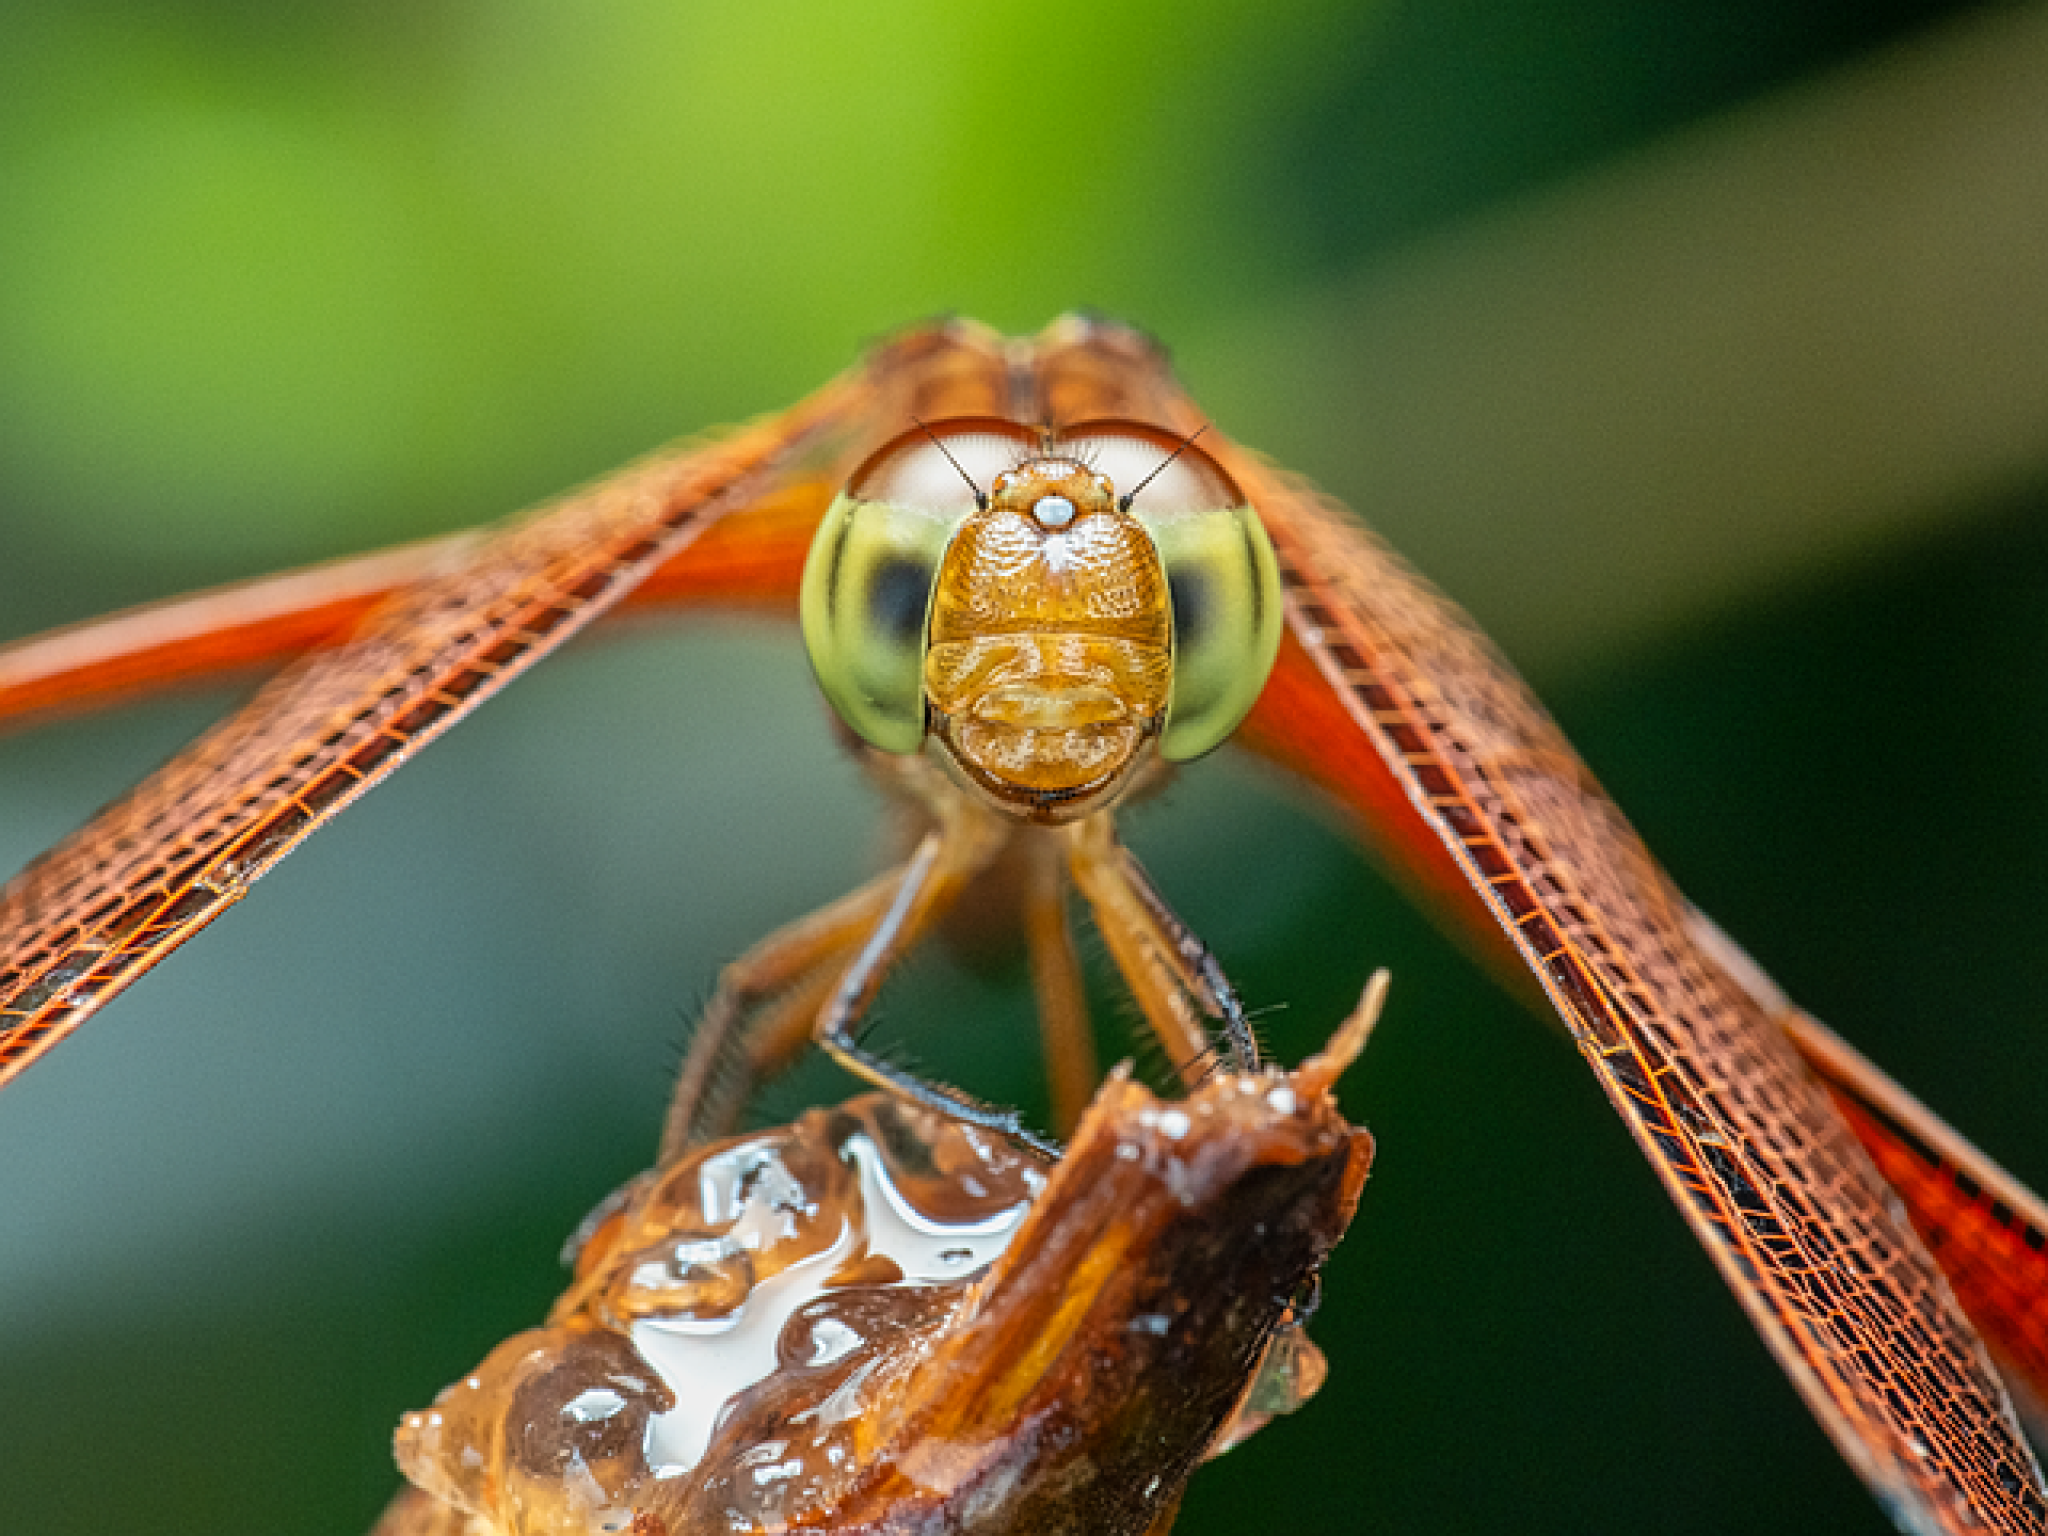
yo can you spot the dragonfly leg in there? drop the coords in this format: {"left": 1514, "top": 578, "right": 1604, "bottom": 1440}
{"left": 1063, "top": 812, "right": 1261, "bottom": 1088}
{"left": 665, "top": 759, "right": 1047, "bottom": 1162}
{"left": 813, "top": 811, "right": 1063, "bottom": 1160}
{"left": 1020, "top": 834, "right": 1098, "bottom": 1137}
{"left": 660, "top": 868, "right": 909, "bottom": 1164}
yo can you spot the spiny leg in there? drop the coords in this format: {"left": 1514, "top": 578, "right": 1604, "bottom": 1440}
{"left": 1063, "top": 812, "right": 1260, "bottom": 1089}
{"left": 1115, "top": 840, "right": 1262, "bottom": 1074}
{"left": 812, "top": 807, "right": 1063, "bottom": 1159}
{"left": 1019, "top": 834, "right": 1098, "bottom": 1137}
{"left": 1067, "top": 842, "right": 1210, "bottom": 1087}
{"left": 665, "top": 760, "right": 1039, "bottom": 1161}
{"left": 659, "top": 869, "right": 909, "bottom": 1165}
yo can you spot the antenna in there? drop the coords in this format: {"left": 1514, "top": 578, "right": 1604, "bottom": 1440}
{"left": 915, "top": 418, "right": 988, "bottom": 510}
{"left": 1118, "top": 423, "right": 1210, "bottom": 512}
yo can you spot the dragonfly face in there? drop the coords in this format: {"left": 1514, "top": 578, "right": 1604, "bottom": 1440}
{"left": 924, "top": 447, "right": 1173, "bottom": 817}
{"left": 800, "top": 416, "right": 1281, "bottom": 823}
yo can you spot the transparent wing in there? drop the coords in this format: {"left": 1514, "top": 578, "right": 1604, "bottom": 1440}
{"left": 1780, "top": 1003, "right": 2048, "bottom": 1433}
{"left": 0, "top": 335, "right": 933, "bottom": 1089}
{"left": 1220, "top": 460, "right": 2047, "bottom": 1535}
{"left": 0, "top": 477, "right": 838, "bottom": 732}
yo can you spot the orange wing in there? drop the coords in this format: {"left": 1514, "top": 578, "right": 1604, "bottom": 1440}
{"left": 0, "top": 317, "right": 1050, "bottom": 1086}
{"left": 1783, "top": 1006, "right": 2048, "bottom": 1438}
{"left": 0, "top": 331, "right": 945, "bottom": 1090}
{"left": 1215, "top": 458, "right": 2047, "bottom": 1533}
{"left": 0, "top": 484, "right": 832, "bottom": 733}
{"left": 2, "top": 316, "right": 2043, "bottom": 1531}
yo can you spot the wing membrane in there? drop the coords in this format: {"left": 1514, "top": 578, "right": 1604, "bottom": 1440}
{"left": 0, "top": 481, "right": 837, "bottom": 733}
{"left": 0, "top": 347, "right": 909, "bottom": 1089}
{"left": 1784, "top": 1005, "right": 2048, "bottom": 1431}
{"left": 1218, "top": 462, "right": 2047, "bottom": 1534}
{"left": 0, "top": 536, "right": 463, "bottom": 729}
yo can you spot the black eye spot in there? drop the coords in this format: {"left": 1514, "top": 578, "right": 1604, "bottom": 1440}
{"left": 866, "top": 555, "right": 931, "bottom": 647}
{"left": 1168, "top": 567, "right": 1209, "bottom": 648}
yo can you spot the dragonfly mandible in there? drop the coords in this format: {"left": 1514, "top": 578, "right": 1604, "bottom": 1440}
{"left": 0, "top": 316, "right": 2043, "bottom": 1534}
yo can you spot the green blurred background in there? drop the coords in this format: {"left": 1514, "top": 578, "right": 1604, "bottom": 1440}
{"left": 2, "top": 2, "right": 2045, "bottom": 1532}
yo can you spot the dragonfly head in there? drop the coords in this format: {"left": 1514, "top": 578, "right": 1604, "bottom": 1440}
{"left": 921, "top": 451, "right": 1171, "bottom": 819}
{"left": 801, "top": 418, "right": 1282, "bottom": 824}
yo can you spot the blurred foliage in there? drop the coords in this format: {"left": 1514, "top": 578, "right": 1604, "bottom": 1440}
{"left": 1, "top": 3, "right": 2042, "bottom": 1536}
{"left": 0, "top": 0, "right": 1987, "bottom": 610}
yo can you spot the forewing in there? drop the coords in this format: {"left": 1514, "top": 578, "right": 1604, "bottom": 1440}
{"left": 0, "top": 361, "right": 883, "bottom": 1090}
{"left": 1221, "top": 462, "right": 2047, "bottom": 1535}
{"left": 0, "top": 478, "right": 837, "bottom": 733}
{"left": 0, "top": 536, "right": 462, "bottom": 729}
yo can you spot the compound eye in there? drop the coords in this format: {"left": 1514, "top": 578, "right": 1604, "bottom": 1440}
{"left": 800, "top": 418, "right": 1040, "bottom": 754}
{"left": 1056, "top": 421, "right": 1282, "bottom": 762}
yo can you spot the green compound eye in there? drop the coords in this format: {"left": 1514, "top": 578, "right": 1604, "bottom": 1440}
{"left": 801, "top": 416, "right": 1281, "bottom": 769}
{"left": 801, "top": 418, "right": 1040, "bottom": 754}
{"left": 1058, "top": 422, "right": 1282, "bottom": 763}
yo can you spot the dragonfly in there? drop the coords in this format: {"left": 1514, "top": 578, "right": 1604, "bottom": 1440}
{"left": 1, "top": 315, "right": 2044, "bottom": 1534}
